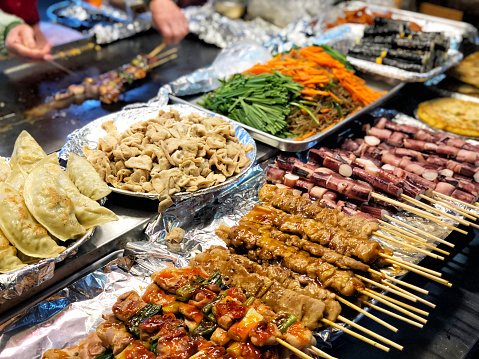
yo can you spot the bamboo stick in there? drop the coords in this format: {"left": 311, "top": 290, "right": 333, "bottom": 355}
{"left": 374, "top": 232, "right": 443, "bottom": 260}
{"left": 362, "top": 301, "right": 424, "bottom": 328}
{"left": 421, "top": 195, "right": 477, "bottom": 220}
{"left": 322, "top": 318, "right": 390, "bottom": 352}
{"left": 369, "top": 268, "right": 429, "bottom": 295}
{"left": 359, "top": 290, "right": 427, "bottom": 324}
{"left": 384, "top": 215, "right": 454, "bottom": 248}
{"left": 150, "top": 53, "right": 178, "bottom": 68}
{"left": 308, "top": 347, "right": 338, "bottom": 359}
{"left": 384, "top": 280, "right": 436, "bottom": 308}
{"left": 336, "top": 296, "right": 398, "bottom": 332}
{"left": 148, "top": 42, "right": 166, "bottom": 57}
{"left": 337, "top": 315, "right": 403, "bottom": 351}
{"left": 372, "top": 193, "right": 468, "bottom": 234}
{"left": 356, "top": 274, "right": 417, "bottom": 302}
{"left": 365, "top": 289, "right": 429, "bottom": 316}
{"left": 380, "top": 220, "right": 427, "bottom": 242}
{"left": 380, "top": 254, "right": 442, "bottom": 277}
{"left": 276, "top": 338, "right": 315, "bottom": 359}
{"left": 432, "top": 191, "right": 479, "bottom": 210}
{"left": 379, "top": 225, "right": 450, "bottom": 256}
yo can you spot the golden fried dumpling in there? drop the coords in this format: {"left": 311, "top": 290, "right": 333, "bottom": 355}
{"left": 10, "top": 130, "right": 47, "bottom": 174}
{"left": 24, "top": 161, "right": 86, "bottom": 241}
{"left": 0, "top": 229, "right": 26, "bottom": 273}
{"left": 0, "top": 157, "right": 11, "bottom": 183}
{"left": 0, "top": 183, "right": 65, "bottom": 258}
{"left": 45, "top": 163, "right": 118, "bottom": 229}
{"left": 67, "top": 153, "right": 111, "bottom": 201}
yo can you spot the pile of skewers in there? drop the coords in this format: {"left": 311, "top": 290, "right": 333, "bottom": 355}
{"left": 43, "top": 266, "right": 331, "bottom": 359}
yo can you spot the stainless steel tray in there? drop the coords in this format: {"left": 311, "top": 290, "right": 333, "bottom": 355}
{"left": 169, "top": 74, "right": 404, "bottom": 152}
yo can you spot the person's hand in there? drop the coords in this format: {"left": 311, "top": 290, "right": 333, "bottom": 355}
{"left": 150, "top": 0, "right": 189, "bottom": 46}
{"left": 5, "top": 23, "right": 53, "bottom": 60}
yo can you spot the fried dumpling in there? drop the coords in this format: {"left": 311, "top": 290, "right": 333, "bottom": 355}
{"left": 5, "top": 166, "right": 26, "bottom": 195}
{"left": 10, "top": 130, "right": 47, "bottom": 174}
{"left": 0, "top": 230, "right": 26, "bottom": 273}
{"left": 0, "top": 183, "right": 65, "bottom": 258}
{"left": 45, "top": 163, "right": 118, "bottom": 229}
{"left": 67, "top": 153, "right": 111, "bottom": 201}
{"left": 0, "top": 157, "right": 11, "bottom": 183}
{"left": 24, "top": 162, "right": 86, "bottom": 241}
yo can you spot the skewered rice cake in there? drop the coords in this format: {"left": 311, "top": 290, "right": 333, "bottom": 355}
{"left": 417, "top": 98, "right": 479, "bottom": 137}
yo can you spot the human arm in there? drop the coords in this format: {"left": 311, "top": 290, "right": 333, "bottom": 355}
{"left": 149, "top": 0, "right": 189, "bottom": 46}
{"left": 0, "top": 10, "right": 52, "bottom": 60}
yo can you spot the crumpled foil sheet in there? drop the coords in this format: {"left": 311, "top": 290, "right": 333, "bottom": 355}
{"left": 90, "top": 18, "right": 152, "bottom": 44}
{"left": 47, "top": 0, "right": 151, "bottom": 44}
{"left": 0, "top": 228, "right": 95, "bottom": 305}
{"left": 59, "top": 103, "right": 257, "bottom": 205}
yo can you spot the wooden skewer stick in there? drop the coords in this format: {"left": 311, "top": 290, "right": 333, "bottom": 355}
{"left": 150, "top": 53, "right": 178, "bottom": 68}
{"left": 383, "top": 280, "right": 436, "bottom": 308}
{"left": 432, "top": 191, "right": 479, "bottom": 211}
{"left": 362, "top": 301, "right": 424, "bottom": 328}
{"left": 380, "top": 220, "right": 426, "bottom": 242}
{"left": 384, "top": 215, "right": 454, "bottom": 248}
{"left": 356, "top": 275, "right": 417, "bottom": 302}
{"left": 436, "top": 198, "right": 479, "bottom": 219}
{"left": 322, "top": 318, "right": 390, "bottom": 352}
{"left": 149, "top": 42, "right": 166, "bottom": 57}
{"left": 374, "top": 232, "right": 443, "bottom": 260}
{"left": 380, "top": 253, "right": 442, "bottom": 277}
{"left": 421, "top": 195, "right": 477, "bottom": 220}
{"left": 365, "top": 289, "right": 429, "bottom": 316}
{"left": 402, "top": 194, "right": 478, "bottom": 229}
{"left": 155, "top": 47, "right": 178, "bottom": 59}
{"left": 359, "top": 290, "right": 427, "bottom": 323}
{"left": 308, "top": 347, "right": 338, "bottom": 359}
{"left": 336, "top": 296, "right": 398, "bottom": 332}
{"left": 380, "top": 256, "right": 452, "bottom": 287}
{"left": 372, "top": 193, "right": 468, "bottom": 234}
{"left": 337, "top": 315, "right": 403, "bottom": 351}
{"left": 369, "top": 268, "right": 429, "bottom": 295}
{"left": 276, "top": 338, "right": 315, "bottom": 359}
{"left": 379, "top": 225, "right": 450, "bottom": 256}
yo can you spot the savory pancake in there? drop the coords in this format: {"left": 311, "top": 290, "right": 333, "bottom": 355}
{"left": 417, "top": 98, "right": 479, "bottom": 137}
{"left": 448, "top": 52, "right": 479, "bottom": 88}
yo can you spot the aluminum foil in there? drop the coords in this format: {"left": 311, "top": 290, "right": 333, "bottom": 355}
{"left": 59, "top": 103, "right": 257, "bottom": 207}
{"left": 47, "top": 0, "right": 152, "bottom": 44}
{"left": 0, "top": 228, "right": 95, "bottom": 305}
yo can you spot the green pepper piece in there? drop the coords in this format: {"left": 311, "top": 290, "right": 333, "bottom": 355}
{"left": 189, "top": 319, "right": 218, "bottom": 338}
{"left": 93, "top": 349, "right": 114, "bottom": 359}
{"left": 244, "top": 296, "right": 255, "bottom": 306}
{"left": 274, "top": 313, "right": 298, "bottom": 334}
{"left": 176, "top": 276, "right": 206, "bottom": 302}
{"left": 126, "top": 303, "right": 162, "bottom": 337}
{"left": 150, "top": 336, "right": 160, "bottom": 356}
{"left": 202, "top": 290, "right": 228, "bottom": 315}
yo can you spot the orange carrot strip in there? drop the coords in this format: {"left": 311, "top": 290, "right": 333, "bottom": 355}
{"left": 294, "top": 128, "right": 316, "bottom": 141}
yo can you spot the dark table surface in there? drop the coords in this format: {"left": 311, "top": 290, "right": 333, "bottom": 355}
{"left": 1, "top": 22, "right": 479, "bottom": 359}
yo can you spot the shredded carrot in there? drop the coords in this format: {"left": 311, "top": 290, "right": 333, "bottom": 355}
{"left": 328, "top": 91, "right": 342, "bottom": 104}
{"left": 294, "top": 128, "right": 316, "bottom": 141}
{"left": 320, "top": 108, "right": 333, "bottom": 113}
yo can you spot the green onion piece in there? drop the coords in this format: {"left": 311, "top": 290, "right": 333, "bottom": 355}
{"left": 273, "top": 313, "right": 298, "bottom": 334}
{"left": 207, "top": 312, "right": 216, "bottom": 322}
{"left": 93, "top": 349, "right": 114, "bottom": 359}
{"left": 150, "top": 336, "right": 160, "bottom": 356}
{"left": 190, "top": 319, "right": 218, "bottom": 338}
{"left": 290, "top": 102, "right": 320, "bottom": 124}
{"left": 202, "top": 291, "right": 228, "bottom": 315}
{"left": 126, "top": 303, "right": 162, "bottom": 337}
{"left": 244, "top": 296, "right": 255, "bottom": 306}
{"left": 206, "top": 272, "right": 222, "bottom": 286}
{"left": 73, "top": 353, "right": 79, "bottom": 357}
{"left": 332, "top": 100, "right": 342, "bottom": 118}
{"left": 176, "top": 276, "right": 205, "bottom": 302}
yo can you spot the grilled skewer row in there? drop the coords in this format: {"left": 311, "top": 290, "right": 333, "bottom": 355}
{"left": 43, "top": 267, "right": 315, "bottom": 359}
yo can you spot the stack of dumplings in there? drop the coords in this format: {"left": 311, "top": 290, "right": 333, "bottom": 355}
{"left": 0, "top": 131, "right": 118, "bottom": 274}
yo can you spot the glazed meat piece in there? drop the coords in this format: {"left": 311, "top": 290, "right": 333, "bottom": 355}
{"left": 42, "top": 332, "right": 105, "bottom": 359}
{"left": 141, "top": 283, "right": 177, "bottom": 306}
{"left": 152, "top": 267, "right": 208, "bottom": 293}
{"left": 155, "top": 327, "right": 197, "bottom": 359}
{"left": 112, "top": 291, "right": 147, "bottom": 322}
{"left": 96, "top": 314, "right": 135, "bottom": 355}
{"left": 138, "top": 312, "right": 183, "bottom": 341}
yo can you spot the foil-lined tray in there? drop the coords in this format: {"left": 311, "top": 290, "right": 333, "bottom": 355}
{"left": 0, "top": 227, "right": 95, "bottom": 305}
{"left": 59, "top": 103, "right": 257, "bottom": 204}
{"left": 0, "top": 130, "right": 473, "bottom": 356}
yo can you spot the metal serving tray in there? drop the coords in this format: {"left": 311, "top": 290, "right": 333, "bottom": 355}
{"left": 169, "top": 74, "right": 404, "bottom": 153}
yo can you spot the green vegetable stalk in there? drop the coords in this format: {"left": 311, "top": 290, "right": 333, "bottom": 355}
{"left": 93, "top": 349, "right": 114, "bottom": 359}
{"left": 189, "top": 319, "right": 218, "bottom": 338}
{"left": 126, "top": 303, "right": 162, "bottom": 336}
{"left": 201, "top": 72, "right": 303, "bottom": 137}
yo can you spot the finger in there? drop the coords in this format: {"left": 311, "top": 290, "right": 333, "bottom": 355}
{"left": 19, "top": 26, "right": 37, "bottom": 49}
{"left": 12, "top": 43, "right": 46, "bottom": 59}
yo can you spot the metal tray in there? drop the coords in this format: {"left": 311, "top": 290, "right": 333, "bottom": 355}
{"left": 59, "top": 103, "right": 257, "bottom": 200}
{"left": 169, "top": 74, "right": 404, "bottom": 152}
{"left": 325, "top": 1, "right": 477, "bottom": 82}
